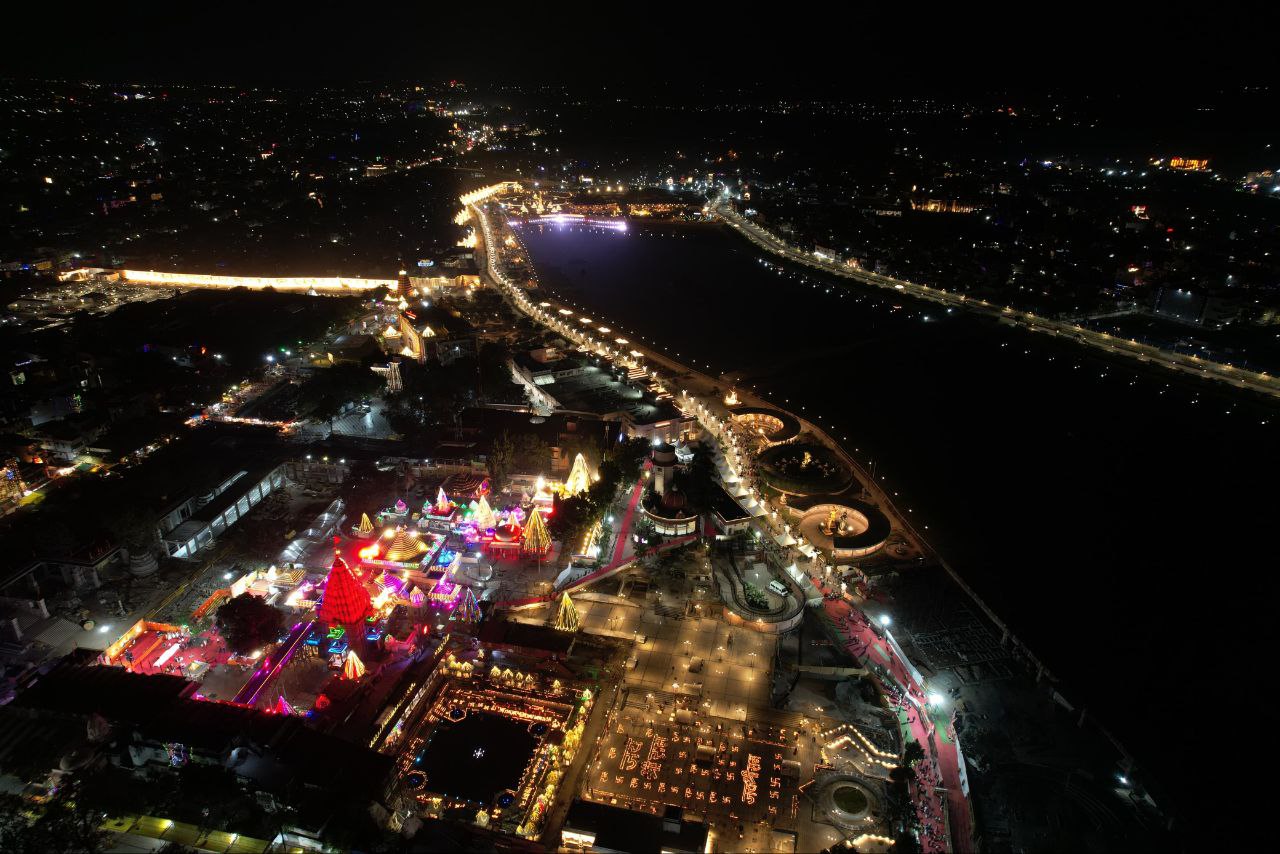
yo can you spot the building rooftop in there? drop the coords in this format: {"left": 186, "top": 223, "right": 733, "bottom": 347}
{"left": 564, "top": 799, "right": 708, "bottom": 853}
{"left": 708, "top": 483, "right": 750, "bottom": 523}
{"left": 15, "top": 657, "right": 392, "bottom": 794}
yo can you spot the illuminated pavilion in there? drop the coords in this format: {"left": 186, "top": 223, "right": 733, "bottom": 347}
{"left": 384, "top": 529, "right": 429, "bottom": 564}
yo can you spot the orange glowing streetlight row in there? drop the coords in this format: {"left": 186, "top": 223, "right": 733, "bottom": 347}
{"left": 119, "top": 270, "right": 396, "bottom": 291}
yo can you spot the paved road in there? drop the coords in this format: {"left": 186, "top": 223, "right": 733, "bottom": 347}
{"left": 539, "top": 674, "right": 621, "bottom": 847}
{"left": 817, "top": 585, "right": 969, "bottom": 852}
{"left": 231, "top": 619, "right": 314, "bottom": 706}
{"left": 711, "top": 197, "right": 1280, "bottom": 399}
{"left": 328, "top": 403, "right": 396, "bottom": 440}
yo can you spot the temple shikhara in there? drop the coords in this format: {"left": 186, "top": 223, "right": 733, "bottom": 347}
{"left": 317, "top": 548, "right": 374, "bottom": 626}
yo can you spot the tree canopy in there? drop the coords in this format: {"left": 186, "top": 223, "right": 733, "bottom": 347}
{"left": 297, "top": 362, "right": 383, "bottom": 425}
{"left": 215, "top": 593, "right": 284, "bottom": 655}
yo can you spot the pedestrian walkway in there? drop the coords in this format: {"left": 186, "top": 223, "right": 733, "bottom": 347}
{"left": 814, "top": 579, "right": 974, "bottom": 852}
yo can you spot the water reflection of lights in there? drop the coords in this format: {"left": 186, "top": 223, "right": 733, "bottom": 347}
{"left": 512, "top": 214, "right": 628, "bottom": 232}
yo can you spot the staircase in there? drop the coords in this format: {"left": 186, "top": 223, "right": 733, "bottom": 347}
{"left": 653, "top": 602, "right": 686, "bottom": 621}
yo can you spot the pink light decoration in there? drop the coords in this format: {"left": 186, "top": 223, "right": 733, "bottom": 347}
{"left": 429, "top": 580, "right": 462, "bottom": 606}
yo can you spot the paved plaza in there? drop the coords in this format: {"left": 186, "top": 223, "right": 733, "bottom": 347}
{"left": 626, "top": 611, "right": 775, "bottom": 720}
{"left": 510, "top": 592, "right": 644, "bottom": 640}
{"left": 585, "top": 705, "right": 804, "bottom": 829}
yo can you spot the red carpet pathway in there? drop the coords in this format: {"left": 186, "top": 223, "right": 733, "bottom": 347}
{"left": 817, "top": 579, "right": 974, "bottom": 852}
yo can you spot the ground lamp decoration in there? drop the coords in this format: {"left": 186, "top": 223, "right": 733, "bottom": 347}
{"left": 342, "top": 650, "right": 366, "bottom": 680}
{"left": 554, "top": 592, "right": 580, "bottom": 633}
{"left": 521, "top": 506, "right": 552, "bottom": 561}
{"left": 563, "top": 452, "right": 592, "bottom": 497}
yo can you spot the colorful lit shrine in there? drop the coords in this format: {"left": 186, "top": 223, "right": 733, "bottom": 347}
{"left": 450, "top": 587, "right": 484, "bottom": 624}
{"left": 355, "top": 523, "right": 465, "bottom": 608}
{"left": 472, "top": 495, "right": 497, "bottom": 532}
{"left": 422, "top": 487, "right": 458, "bottom": 530}
{"left": 361, "top": 527, "right": 445, "bottom": 572}
{"left": 488, "top": 514, "right": 524, "bottom": 558}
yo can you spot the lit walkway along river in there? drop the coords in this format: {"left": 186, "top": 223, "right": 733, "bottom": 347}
{"left": 711, "top": 196, "right": 1280, "bottom": 398}
{"left": 484, "top": 204, "right": 1280, "bottom": 807}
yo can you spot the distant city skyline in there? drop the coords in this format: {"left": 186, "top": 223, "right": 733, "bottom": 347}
{"left": 2, "top": 9, "right": 1271, "bottom": 94}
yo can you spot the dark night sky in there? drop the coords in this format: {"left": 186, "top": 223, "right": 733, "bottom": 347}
{"left": 3, "top": 7, "right": 1275, "bottom": 95}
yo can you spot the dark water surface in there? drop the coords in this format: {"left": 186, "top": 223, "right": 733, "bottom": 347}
{"left": 417, "top": 711, "right": 537, "bottom": 805}
{"left": 515, "top": 219, "right": 1280, "bottom": 790}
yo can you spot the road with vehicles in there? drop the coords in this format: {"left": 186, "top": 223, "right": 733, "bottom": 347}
{"left": 709, "top": 196, "right": 1280, "bottom": 399}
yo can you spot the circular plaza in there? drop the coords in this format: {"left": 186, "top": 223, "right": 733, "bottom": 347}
{"left": 757, "top": 441, "right": 854, "bottom": 496}
{"left": 729, "top": 406, "right": 801, "bottom": 444}
{"left": 812, "top": 772, "right": 885, "bottom": 832}
{"left": 788, "top": 496, "right": 892, "bottom": 559}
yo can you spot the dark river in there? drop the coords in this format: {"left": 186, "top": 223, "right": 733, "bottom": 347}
{"left": 514, "top": 218, "right": 1280, "bottom": 789}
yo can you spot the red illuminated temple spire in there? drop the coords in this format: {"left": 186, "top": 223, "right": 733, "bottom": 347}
{"left": 317, "top": 540, "right": 373, "bottom": 625}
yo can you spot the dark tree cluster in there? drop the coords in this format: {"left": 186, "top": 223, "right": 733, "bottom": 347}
{"left": 215, "top": 593, "right": 285, "bottom": 655}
